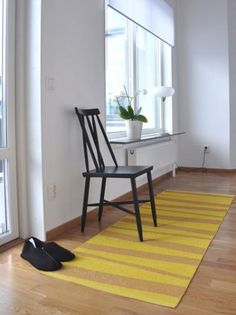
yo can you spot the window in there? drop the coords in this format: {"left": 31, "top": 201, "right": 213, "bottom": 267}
{"left": 105, "top": 6, "right": 173, "bottom": 136}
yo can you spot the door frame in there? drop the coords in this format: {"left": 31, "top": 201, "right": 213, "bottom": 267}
{"left": 0, "top": 0, "right": 19, "bottom": 245}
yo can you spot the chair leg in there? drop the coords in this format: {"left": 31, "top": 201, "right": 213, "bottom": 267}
{"left": 81, "top": 176, "right": 90, "bottom": 233}
{"left": 147, "top": 171, "right": 157, "bottom": 227}
{"left": 98, "top": 177, "right": 106, "bottom": 221}
{"left": 131, "top": 178, "right": 143, "bottom": 242}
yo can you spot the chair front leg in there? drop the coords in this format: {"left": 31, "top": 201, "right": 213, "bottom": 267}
{"left": 81, "top": 176, "right": 90, "bottom": 232}
{"left": 98, "top": 177, "right": 106, "bottom": 221}
{"left": 131, "top": 178, "right": 143, "bottom": 242}
{"left": 147, "top": 171, "right": 157, "bottom": 227}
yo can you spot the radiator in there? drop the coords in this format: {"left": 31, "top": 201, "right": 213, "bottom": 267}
{"left": 127, "top": 140, "right": 177, "bottom": 177}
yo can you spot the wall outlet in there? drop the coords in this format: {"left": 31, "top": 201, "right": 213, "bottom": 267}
{"left": 204, "top": 145, "right": 210, "bottom": 153}
{"left": 47, "top": 184, "right": 57, "bottom": 200}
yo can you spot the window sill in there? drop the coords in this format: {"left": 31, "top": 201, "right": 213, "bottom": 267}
{"left": 109, "top": 131, "right": 185, "bottom": 147}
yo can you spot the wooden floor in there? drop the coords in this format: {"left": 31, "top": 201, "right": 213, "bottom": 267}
{"left": 1, "top": 170, "right": 236, "bottom": 315}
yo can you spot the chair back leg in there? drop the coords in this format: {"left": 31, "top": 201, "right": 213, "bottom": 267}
{"left": 131, "top": 178, "right": 143, "bottom": 242}
{"left": 81, "top": 177, "right": 91, "bottom": 232}
{"left": 147, "top": 171, "right": 157, "bottom": 227}
{"left": 98, "top": 178, "right": 107, "bottom": 221}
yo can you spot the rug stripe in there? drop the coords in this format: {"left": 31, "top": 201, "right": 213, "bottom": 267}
{"left": 44, "top": 272, "right": 180, "bottom": 308}
{"left": 154, "top": 200, "right": 227, "bottom": 210}
{"left": 107, "top": 226, "right": 210, "bottom": 249}
{"left": 74, "top": 247, "right": 197, "bottom": 277}
{"left": 143, "top": 206, "right": 227, "bottom": 217}
{"left": 157, "top": 215, "right": 220, "bottom": 224}
{"left": 87, "top": 234, "right": 203, "bottom": 259}
{"left": 162, "top": 190, "right": 234, "bottom": 200}
{"left": 158, "top": 194, "right": 232, "bottom": 206}
{"left": 113, "top": 221, "right": 213, "bottom": 239}
{"left": 59, "top": 266, "right": 185, "bottom": 296}
{"left": 144, "top": 209, "right": 223, "bottom": 221}
{"left": 83, "top": 243, "right": 200, "bottom": 266}
{"left": 122, "top": 218, "right": 214, "bottom": 237}
{"left": 141, "top": 217, "right": 219, "bottom": 232}
{"left": 65, "top": 255, "right": 189, "bottom": 287}
{"left": 75, "top": 251, "right": 190, "bottom": 280}
{"left": 142, "top": 204, "right": 225, "bottom": 217}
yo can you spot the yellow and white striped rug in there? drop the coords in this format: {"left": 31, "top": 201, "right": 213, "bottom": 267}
{"left": 45, "top": 190, "right": 234, "bottom": 308}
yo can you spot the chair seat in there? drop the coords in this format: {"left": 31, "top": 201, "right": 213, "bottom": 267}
{"left": 83, "top": 165, "right": 153, "bottom": 178}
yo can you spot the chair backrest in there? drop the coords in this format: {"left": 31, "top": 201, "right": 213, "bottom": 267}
{"left": 75, "top": 107, "right": 118, "bottom": 172}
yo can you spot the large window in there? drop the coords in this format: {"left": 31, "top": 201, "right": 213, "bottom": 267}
{"left": 105, "top": 6, "right": 173, "bottom": 136}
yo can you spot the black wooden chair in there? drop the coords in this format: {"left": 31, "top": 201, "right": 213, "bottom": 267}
{"left": 75, "top": 107, "right": 157, "bottom": 241}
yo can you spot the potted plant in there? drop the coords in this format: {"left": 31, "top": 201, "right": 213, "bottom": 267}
{"left": 116, "top": 86, "right": 148, "bottom": 140}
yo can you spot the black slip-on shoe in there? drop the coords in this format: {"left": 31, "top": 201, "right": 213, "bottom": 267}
{"left": 21, "top": 239, "right": 62, "bottom": 271}
{"left": 30, "top": 237, "right": 75, "bottom": 262}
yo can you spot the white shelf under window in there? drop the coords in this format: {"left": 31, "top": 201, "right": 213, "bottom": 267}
{"left": 109, "top": 131, "right": 185, "bottom": 146}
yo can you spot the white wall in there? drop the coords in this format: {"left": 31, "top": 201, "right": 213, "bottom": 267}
{"left": 176, "top": 0, "right": 231, "bottom": 169}
{"left": 40, "top": 0, "right": 105, "bottom": 232}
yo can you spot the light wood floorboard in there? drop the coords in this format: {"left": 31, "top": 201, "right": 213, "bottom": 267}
{"left": 1, "top": 170, "right": 236, "bottom": 315}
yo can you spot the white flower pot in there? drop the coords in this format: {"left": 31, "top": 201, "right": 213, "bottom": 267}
{"left": 126, "top": 120, "right": 143, "bottom": 140}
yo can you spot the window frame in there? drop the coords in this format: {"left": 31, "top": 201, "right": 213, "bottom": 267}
{"left": 105, "top": 7, "right": 173, "bottom": 138}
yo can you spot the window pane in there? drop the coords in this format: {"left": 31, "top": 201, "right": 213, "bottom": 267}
{"left": 0, "top": 159, "right": 9, "bottom": 236}
{"left": 136, "top": 26, "right": 162, "bottom": 132}
{"left": 106, "top": 7, "right": 129, "bottom": 133}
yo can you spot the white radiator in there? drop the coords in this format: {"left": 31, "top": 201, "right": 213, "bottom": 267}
{"left": 127, "top": 140, "right": 177, "bottom": 177}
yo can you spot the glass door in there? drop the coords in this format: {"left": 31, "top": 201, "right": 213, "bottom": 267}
{"left": 0, "top": 0, "right": 18, "bottom": 245}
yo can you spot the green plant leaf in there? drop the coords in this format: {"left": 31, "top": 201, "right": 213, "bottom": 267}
{"left": 120, "top": 113, "right": 130, "bottom": 120}
{"left": 127, "top": 105, "right": 134, "bottom": 118}
{"left": 135, "top": 114, "right": 148, "bottom": 123}
{"left": 119, "top": 105, "right": 130, "bottom": 119}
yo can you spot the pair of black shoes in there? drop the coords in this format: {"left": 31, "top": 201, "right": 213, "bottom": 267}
{"left": 21, "top": 237, "right": 75, "bottom": 271}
